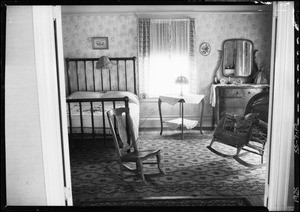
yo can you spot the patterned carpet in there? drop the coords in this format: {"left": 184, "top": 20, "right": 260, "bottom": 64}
{"left": 79, "top": 197, "right": 252, "bottom": 207}
{"left": 70, "top": 130, "right": 266, "bottom": 206}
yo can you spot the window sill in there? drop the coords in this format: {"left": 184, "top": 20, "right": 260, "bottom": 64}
{"left": 139, "top": 98, "right": 159, "bottom": 103}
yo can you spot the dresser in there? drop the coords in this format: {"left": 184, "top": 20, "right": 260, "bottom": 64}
{"left": 210, "top": 84, "right": 269, "bottom": 127}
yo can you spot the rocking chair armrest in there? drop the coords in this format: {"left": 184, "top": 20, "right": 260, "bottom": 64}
{"left": 257, "top": 119, "right": 268, "bottom": 131}
{"left": 250, "top": 119, "right": 268, "bottom": 146}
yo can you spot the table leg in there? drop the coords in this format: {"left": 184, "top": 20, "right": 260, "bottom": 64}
{"left": 199, "top": 99, "right": 204, "bottom": 134}
{"left": 158, "top": 98, "right": 163, "bottom": 135}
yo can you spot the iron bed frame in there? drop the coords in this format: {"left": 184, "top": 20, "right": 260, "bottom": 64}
{"left": 65, "top": 57, "right": 137, "bottom": 147}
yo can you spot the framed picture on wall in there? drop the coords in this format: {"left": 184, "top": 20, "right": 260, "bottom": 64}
{"left": 92, "top": 37, "right": 109, "bottom": 50}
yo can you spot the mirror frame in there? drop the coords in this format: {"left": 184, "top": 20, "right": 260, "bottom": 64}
{"left": 221, "top": 38, "right": 255, "bottom": 79}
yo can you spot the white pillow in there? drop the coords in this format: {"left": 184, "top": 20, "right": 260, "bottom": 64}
{"left": 103, "top": 91, "right": 139, "bottom": 105}
{"left": 67, "top": 91, "right": 104, "bottom": 99}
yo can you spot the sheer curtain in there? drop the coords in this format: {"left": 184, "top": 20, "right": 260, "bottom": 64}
{"left": 138, "top": 18, "right": 195, "bottom": 98}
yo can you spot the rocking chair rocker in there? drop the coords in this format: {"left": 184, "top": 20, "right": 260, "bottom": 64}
{"left": 107, "top": 107, "right": 165, "bottom": 183}
{"left": 207, "top": 91, "right": 269, "bottom": 167}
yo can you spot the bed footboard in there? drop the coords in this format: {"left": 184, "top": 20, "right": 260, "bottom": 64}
{"left": 67, "top": 97, "right": 130, "bottom": 147}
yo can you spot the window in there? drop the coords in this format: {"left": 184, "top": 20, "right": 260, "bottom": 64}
{"left": 138, "top": 19, "right": 196, "bottom": 98}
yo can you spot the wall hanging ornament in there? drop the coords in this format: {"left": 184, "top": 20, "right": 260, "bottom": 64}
{"left": 199, "top": 42, "right": 211, "bottom": 56}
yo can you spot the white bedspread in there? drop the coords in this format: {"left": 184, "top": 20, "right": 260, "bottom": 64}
{"left": 67, "top": 91, "right": 140, "bottom": 138}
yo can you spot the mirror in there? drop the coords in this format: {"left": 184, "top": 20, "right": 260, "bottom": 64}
{"left": 222, "top": 39, "right": 256, "bottom": 79}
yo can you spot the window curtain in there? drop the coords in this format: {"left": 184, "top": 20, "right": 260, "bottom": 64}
{"left": 266, "top": 1, "right": 295, "bottom": 211}
{"left": 189, "top": 18, "right": 197, "bottom": 95}
{"left": 138, "top": 19, "right": 150, "bottom": 99}
{"left": 138, "top": 18, "right": 196, "bottom": 98}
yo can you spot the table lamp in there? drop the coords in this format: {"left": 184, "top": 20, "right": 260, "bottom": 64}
{"left": 175, "top": 75, "right": 189, "bottom": 96}
{"left": 96, "top": 56, "right": 113, "bottom": 69}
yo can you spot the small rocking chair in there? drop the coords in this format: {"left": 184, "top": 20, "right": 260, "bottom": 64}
{"left": 207, "top": 91, "right": 269, "bottom": 167}
{"left": 107, "top": 107, "right": 165, "bottom": 183}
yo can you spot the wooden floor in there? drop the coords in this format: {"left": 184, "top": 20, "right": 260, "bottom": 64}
{"left": 138, "top": 128, "right": 266, "bottom": 207}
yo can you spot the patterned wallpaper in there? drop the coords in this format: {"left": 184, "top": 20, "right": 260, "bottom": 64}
{"left": 62, "top": 12, "right": 272, "bottom": 126}
{"left": 62, "top": 15, "right": 138, "bottom": 58}
{"left": 194, "top": 13, "right": 272, "bottom": 116}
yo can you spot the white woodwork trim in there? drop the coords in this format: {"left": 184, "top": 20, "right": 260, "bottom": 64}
{"left": 61, "top": 5, "right": 272, "bottom": 16}
{"left": 265, "top": 2, "right": 295, "bottom": 211}
{"left": 52, "top": 6, "right": 73, "bottom": 206}
{"left": 264, "top": 1, "right": 277, "bottom": 206}
{"left": 32, "top": 6, "right": 65, "bottom": 205}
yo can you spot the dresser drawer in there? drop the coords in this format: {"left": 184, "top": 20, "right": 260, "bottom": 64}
{"left": 219, "top": 88, "right": 245, "bottom": 97}
{"left": 219, "top": 97, "right": 246, "bottom": 108}
{"left": 220, "top": 107, "right": 245, "bottom": 117}
{"left": 244, "top": 88, "right": 264, "bottom": 99}
{"left": 213, "top": 85, "right": 269, "bottom": 126}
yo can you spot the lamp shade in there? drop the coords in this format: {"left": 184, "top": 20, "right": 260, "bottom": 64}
{"left": 96, "top": 56, "right": 113, "bottom": 69}
{"left": 175, "top": 75, "right": 189, "bottom": 84}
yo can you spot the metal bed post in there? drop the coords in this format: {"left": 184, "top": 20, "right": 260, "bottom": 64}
{"left": 65, "top": 57, "right": 138, "bottom": 147}
{"left": 116, "top": 60, "right": 120, "bottom": 91}
{"left": 101, "top": 100, "right": 106, "bottom": 145}
{"left": 90, "top": 101, "right": 95, "bottom": 147}
{"left": 109, "top": 69, "right": 112, "bottom": 91}
{"left": 67, "top": 102, "right": 73, "bottom": 148}
{"left": 125, "top": 60, "right": 128, "bottom": 91}
{"left": 79, "top": 102, "right": 83, "bottom": 141}
{"left": 84, "top": 61, "right": 87, "bottom": 91}
{"left": 92, "top": 61, "right": 96, "bottom": 92}
{"left": 76, "top": 61, "right": 79, "bottom": 91}
{"left": 133, "top": 57, "right": 137, "bottom": 95}
{"left": 124, "top": 97, "right": 130, "bottom": 147}
{"left": 66, "top": 58, "right": 71, "bottom": 96}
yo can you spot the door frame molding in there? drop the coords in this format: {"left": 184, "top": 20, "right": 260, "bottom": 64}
{"left": 32, "top": 6, "right": 72, "bottom": 205}
{"left": 264, "top": 2, "right": 295, "bottom": 211}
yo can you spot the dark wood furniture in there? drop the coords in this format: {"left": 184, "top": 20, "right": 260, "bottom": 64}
{"left": 107, "top": 107, "right": 165, "bottom": 183}
{"left": 65, "top": 57, "right": 138, "bottom": 145}
{"left": 212, "top": 84, "right": 269, "bottom": 127}
{"left": 213, "top": 39, "right": 259, "bottom": 85}
{"left": 158, "top": 94, "right": 205, "bottom": 139}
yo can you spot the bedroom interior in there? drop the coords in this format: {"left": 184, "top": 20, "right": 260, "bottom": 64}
{"left": 3, "top": 2, "right": 297, "bottom": 211}
{"left": 60, "top": 2, "right": 275, "bottom": 207}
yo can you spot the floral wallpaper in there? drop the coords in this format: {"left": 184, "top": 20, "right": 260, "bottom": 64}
{"left": 62, "top": 15, "right": 138, "bottom": 58}
{"left": 62, "top": 12, "right": 272, "bottom": 127}
{"left": 194, "top": 13, "right": 272, "bottom": 117}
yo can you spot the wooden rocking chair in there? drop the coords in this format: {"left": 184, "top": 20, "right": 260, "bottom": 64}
{"left": 207, "top": 91, "right": 269, "bottom": 167}
{"left": 107, "top": 107, "right": 165, "bottom": 183}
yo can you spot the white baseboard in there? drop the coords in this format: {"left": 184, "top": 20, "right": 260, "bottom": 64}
{"left": 285, "top": 206, "right": 294, "bottom": 211}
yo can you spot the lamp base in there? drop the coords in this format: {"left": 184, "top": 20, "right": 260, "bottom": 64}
{"left": 180, "top": 86, "right": 184, "bottom": 96}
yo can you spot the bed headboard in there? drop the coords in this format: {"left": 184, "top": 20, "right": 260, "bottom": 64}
{"left": 65, "top": 57, "right": 137, "bottom": 96}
